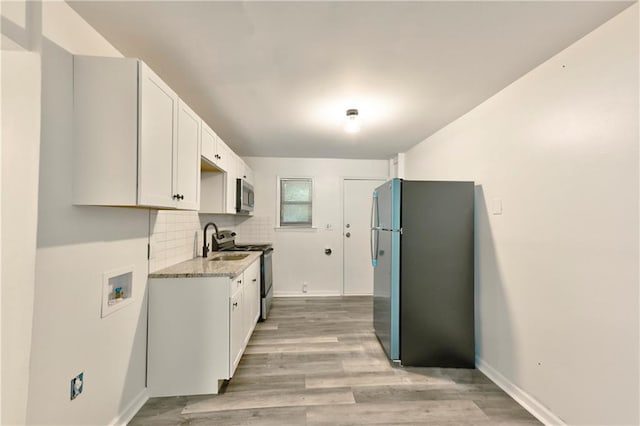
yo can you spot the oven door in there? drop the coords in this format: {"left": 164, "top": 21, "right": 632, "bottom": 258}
{"left": 262, "top": 286, "right": 273, "bottom": 322}
{"left": 260, "top": 249, "right": 273, "bottom": 320}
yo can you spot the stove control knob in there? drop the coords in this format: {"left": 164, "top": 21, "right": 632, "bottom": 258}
{"left": 231, "top": 232, "right": 236, "bottom": 237}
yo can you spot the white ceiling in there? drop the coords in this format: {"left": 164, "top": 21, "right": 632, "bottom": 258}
{"left": 67, "top": 1, "right": 634, "bottom": 160}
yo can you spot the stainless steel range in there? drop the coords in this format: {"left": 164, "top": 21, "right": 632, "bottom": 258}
{"left": 210, "top": 229, "right": 273, "bottom": 321}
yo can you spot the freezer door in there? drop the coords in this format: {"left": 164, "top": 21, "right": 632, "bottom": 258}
{"left": 376, "top": 179, "right": 400, "bottom": 231}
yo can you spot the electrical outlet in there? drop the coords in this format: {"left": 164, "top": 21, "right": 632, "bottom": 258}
{"left": 70, "top": 372, "right": 84, "bottom": 400}
{"left": 302, "top": 283, "right": 308, "bottom": 293}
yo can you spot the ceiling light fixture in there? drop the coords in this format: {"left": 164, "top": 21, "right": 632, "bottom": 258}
{"left": 345, "top": 108, "right": 360, "bottom": 133}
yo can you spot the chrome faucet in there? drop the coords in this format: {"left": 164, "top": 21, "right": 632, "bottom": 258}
{"left": 202, "top": 222, "right": 220, "bottom": 258}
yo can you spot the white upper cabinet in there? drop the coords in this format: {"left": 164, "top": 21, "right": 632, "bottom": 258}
{"left": 138, "top": 64, "right": 179, "bottom": 207}
{"left": 201, "top": 122, "right": 233, "bottom": 174}
{"left": 225, "top": 151, "right": 238, "bottom": 214}
{"left": 73, "top": 56, "right": 200, "bottom": 210}
{"left": 200, "top": 145, "right": 238, "bottom": 215}
{"left": 236, "top": 157, "right": 254, "bottom": 185}
{"left": 175, "top": 100, "right": 201, "bottom": 210}
{"left": 201, "top": 122, "right": 217, "bottom": 166}
{"left": 215, "top": 137, "right": 233, "bottom": 174}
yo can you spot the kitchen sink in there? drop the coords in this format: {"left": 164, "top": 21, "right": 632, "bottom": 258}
{"left": 210, "top": 253, "right": 250, "bottom": 261}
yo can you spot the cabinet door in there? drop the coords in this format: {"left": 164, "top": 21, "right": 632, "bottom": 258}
{"left": 245, "top": 166, "right": 255, "bottom": 186}
{"left": 201, "top": 122, "right": 216, "bottom": 164}
{"left": 216, "top": 138, "right": 233, "bottom": 173}
{"left": 237, "top": 159, "right": 254, "bottom": 185}
{"left": 236, "top": 157, "right": 247, "bottom": 181}
{"left": 176, "top": 100, "right": 201, "bottom": 210}
{"left": 244, "top": 260, "right": 261, "bottom": 328}
{"left": 229, "top": 283, "right": 244, "bottom": 376}
{"left": 138, "top": 62, "right": 178, "bottom": 208}
{"left": 224, "top": 152, "right": 238, "bottom": 214}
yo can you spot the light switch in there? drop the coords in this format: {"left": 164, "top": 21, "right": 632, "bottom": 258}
{"left": 492, "top": 198, "right": 503, "bottom": 215}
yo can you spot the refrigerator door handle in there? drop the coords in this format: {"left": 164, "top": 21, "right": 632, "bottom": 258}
{"left": 370, "top": 191, "right": 379, "bottom": 266}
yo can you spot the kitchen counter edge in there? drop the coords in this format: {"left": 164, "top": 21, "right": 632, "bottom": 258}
{"left": 148, "top": 252, "right": 262, "bottom": 279}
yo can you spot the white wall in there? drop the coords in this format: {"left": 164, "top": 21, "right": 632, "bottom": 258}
{"left": 243, "top": 157, "right": 388, "bottom": 296}
{"left": 404, "top": 6, "right": 638, "bottom": 425}
{"left": 1, "top": 1, "right": 42, "bottom": 424}
{"left": 1, "top": 49, "right": 41, "bottom": 426}
{"left": 24, "top": 2, "right": 150, "bottom": 425}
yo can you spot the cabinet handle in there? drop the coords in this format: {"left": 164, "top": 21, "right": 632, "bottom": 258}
{"left": 237, "top": 280, "right": 242, "bottom": 284}
{"left": 179, "top": 194, "right": 184, "bottom": 200}
{"left": 233, "top": 302, "right": 238, "bottom": 307}
{"left": 252, "top": 278, "right": 257, "bottom": 282}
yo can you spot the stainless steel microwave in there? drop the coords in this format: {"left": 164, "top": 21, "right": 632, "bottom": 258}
{"left": 236, "top": 178, "right": 254, "bottom": 214}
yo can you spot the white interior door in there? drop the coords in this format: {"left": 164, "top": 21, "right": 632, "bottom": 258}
{"left": 343, "top": 178, "right": 386, "bottom": 295}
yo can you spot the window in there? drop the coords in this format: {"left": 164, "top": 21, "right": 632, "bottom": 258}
{"left": 279, "top": 178, "right": 313, "bottom": 227}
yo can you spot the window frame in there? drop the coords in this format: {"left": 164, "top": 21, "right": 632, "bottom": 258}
{"left": 276, "top": 176, "right": 315, "bottom": 228}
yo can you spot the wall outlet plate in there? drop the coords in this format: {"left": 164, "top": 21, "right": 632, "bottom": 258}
{"left": 70, "top": 372, "right": 84, "bottom": 400}
{"left": 492, "top": 198, "right": 503, "bottom": 215}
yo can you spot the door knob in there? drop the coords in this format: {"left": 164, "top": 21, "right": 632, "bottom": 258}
{"left": 345, "top": 232, "right": 351, "bottom": 238}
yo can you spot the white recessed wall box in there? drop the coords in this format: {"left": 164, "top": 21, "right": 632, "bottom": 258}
{"left": 101, "top": 265, "right": 135, "bottom": 318}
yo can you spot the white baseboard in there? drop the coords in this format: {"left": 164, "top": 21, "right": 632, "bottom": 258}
{"left": 274, "top": 291, "right": 342, "bottom": 297}
{"left": 476, "top": 357, "right": 565, "bottom": 426}
{"left": 109, "top": 388, "right": 149, "bottom": 426}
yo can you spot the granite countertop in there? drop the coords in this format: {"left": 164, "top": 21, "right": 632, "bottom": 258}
{"left": 148, "top": 252, "right": 262, "bottom": 279}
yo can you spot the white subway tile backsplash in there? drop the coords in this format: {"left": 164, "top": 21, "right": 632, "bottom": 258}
{"left": 149, "top": 210, "right": 274, "bottom": 273}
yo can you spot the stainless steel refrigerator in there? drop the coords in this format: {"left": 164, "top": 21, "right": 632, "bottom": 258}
{"left": 371, "top": 179, "right": 475, "bottom": 367}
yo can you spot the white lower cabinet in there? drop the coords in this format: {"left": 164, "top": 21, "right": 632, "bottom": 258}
{"left": 147, "top": 258, "right": 261, "bottom": 397}
{"left": 229, "top": 285, "right": 244, "bottom": 376}
{"left": 244, "top": 260, "right": 261, "bottom": 337}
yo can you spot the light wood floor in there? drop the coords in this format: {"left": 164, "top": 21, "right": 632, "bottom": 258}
{"left": 129, "top": 296, "right": 541, "bottom": 425}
